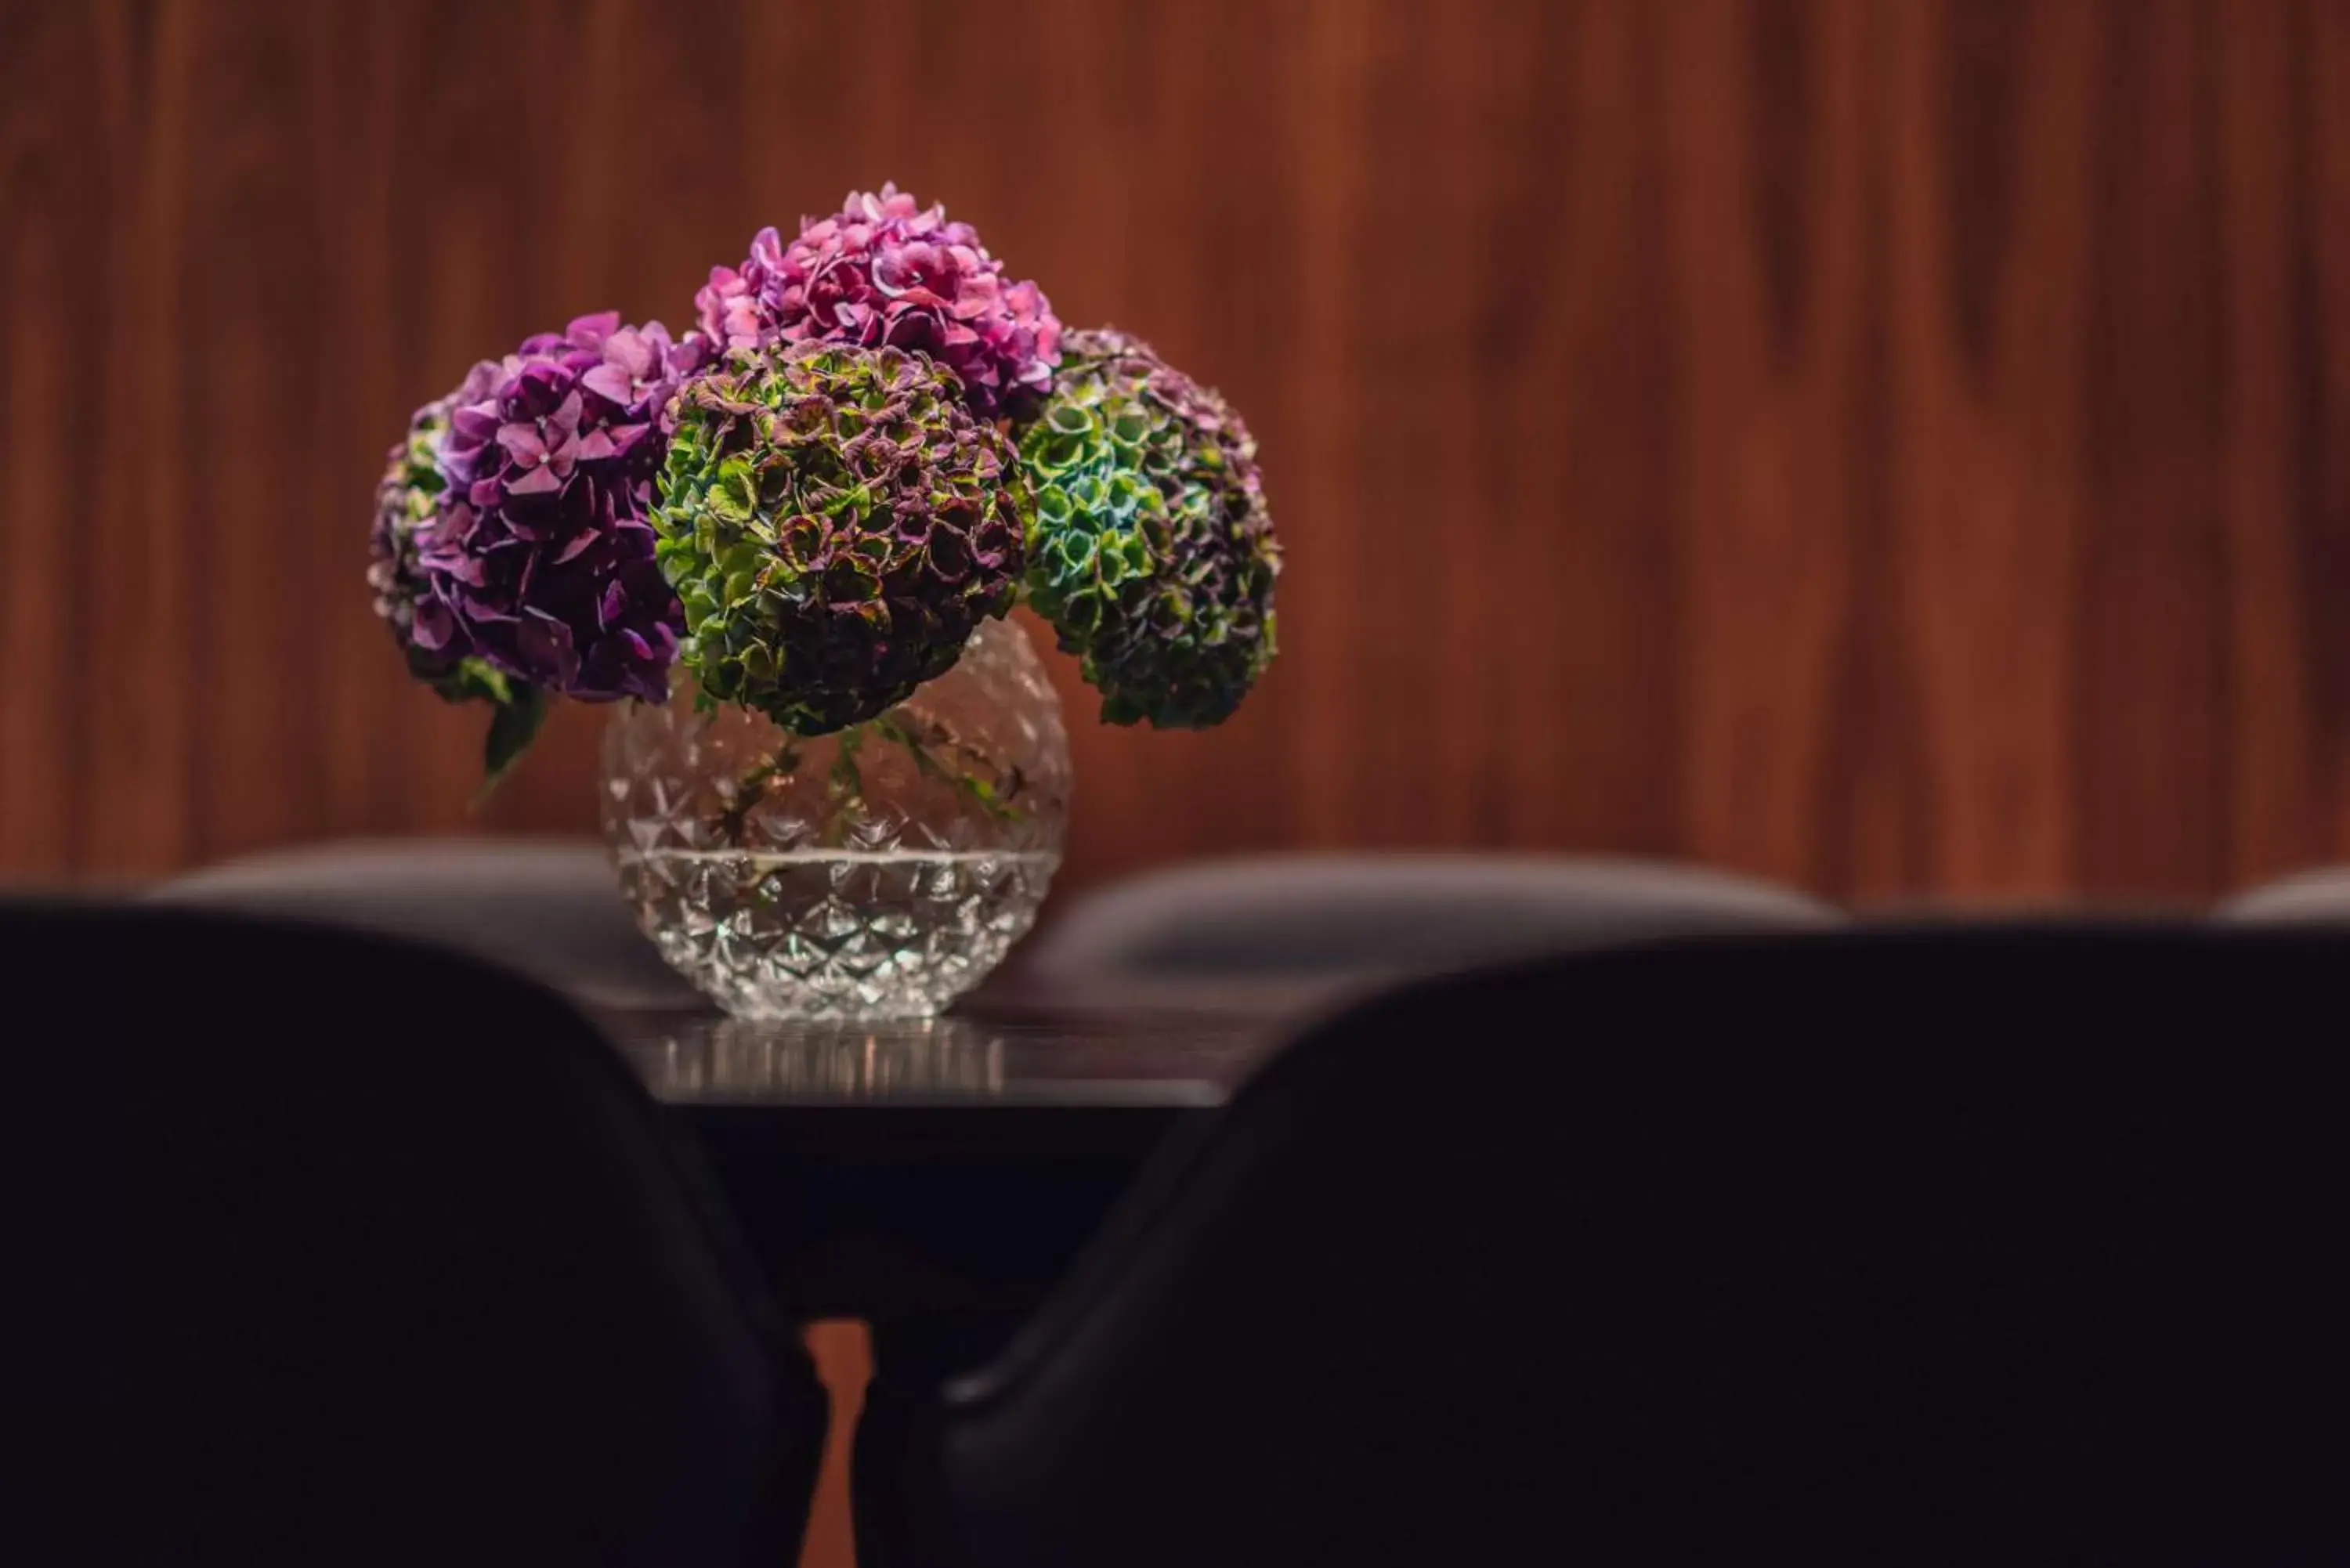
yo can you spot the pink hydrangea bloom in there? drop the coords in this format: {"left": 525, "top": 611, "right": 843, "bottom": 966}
{"left": 697, "top": 184, "right": 1061, "bottom": 419}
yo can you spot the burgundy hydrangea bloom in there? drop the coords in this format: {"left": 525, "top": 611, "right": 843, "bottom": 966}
{"left": 696, "top": 184, "right": 1061, "bottom": 419}
{"left": 417, "top": 312, "right": 711, "bottom": 704}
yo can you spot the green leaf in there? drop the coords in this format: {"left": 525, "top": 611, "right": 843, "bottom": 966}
{"left": 428, "top": 654, "right": 515, "bottom": 707}
{"left": 474, "top": 683, "right": 550, "bottom": 802}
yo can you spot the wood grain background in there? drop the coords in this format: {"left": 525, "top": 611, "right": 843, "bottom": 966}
{"left": 5, "top": 3, "right": 2347, "bottom": 1559}
{"left": 4, "top": 0, "right": 2347, "bottom": 905}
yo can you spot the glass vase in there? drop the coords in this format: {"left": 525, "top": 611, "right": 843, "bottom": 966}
{"left": 601, "top": 618, "right": 1072, "bottom": 1020}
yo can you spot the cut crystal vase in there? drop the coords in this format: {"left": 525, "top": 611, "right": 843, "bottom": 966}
{"left": 602, "top": 618, "right": 1071, "bottom": 1019}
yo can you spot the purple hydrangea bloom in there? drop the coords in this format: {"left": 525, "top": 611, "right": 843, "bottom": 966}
{"left": 369, "top": 359, "right": 498, "bottom": 685}
{"left": 696, "top": 184, "right": 1061, "bottom": 420}
{"left": 417, "top": 312, "right": 710, "bottom": 703}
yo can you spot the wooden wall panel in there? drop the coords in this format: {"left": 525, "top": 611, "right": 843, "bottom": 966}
{"left": 5, "top": 8, "right": 2347, "bottom": 1563}
{"left": 4, "top": 0, "right": 2347, "bottom": 904}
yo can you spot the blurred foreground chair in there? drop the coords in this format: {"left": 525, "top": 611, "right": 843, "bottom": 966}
{"left": 149, "top": 838, "right": 704, "bottom": 1010}
{"left": 41, "top": 903, "right": 826, "bottom": 1566}
{"left": 1023, "top": 853, "right": 1841, "bottom": 985}
{"left": 2215, "top": 865, "right": 2350, "bottom": 927}
{"left": 856, "top": 927, "right": 2350, "bottom": 1568}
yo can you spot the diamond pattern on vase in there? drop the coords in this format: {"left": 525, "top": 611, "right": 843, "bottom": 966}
{"left": 602, "top": 620, "right": 1071, "bottom": 1020}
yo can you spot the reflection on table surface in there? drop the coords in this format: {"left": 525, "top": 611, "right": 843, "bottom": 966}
{"left": 598, "top": 1008, "right": 1294, "bottom": 1108}
{"left": 595, "top": 972, "right": 1382, "bottom": 1108}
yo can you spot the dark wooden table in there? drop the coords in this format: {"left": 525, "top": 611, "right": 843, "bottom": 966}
{"left": 595, "top": 977, "right": 1365, "bottom": 1342}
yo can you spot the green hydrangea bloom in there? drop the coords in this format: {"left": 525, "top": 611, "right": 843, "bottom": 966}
{"left": 653, "top": 342, "right": 1028, "bottom": 735}
{"left": 1018, "top": 329, "right": 1278, "bottom": 728}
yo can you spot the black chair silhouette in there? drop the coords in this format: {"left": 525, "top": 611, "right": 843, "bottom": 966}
{"left": 149, "top": 838, "right": 706, "bottom": 1010}
{"left": 44, "top": 902, "right": 826, "bottom": 1566}
{"left": 1023, "top": 852, "right": 1841, "bottom": 985}
{"left": 2216, "top": 865, "right": 2350, "bottom": 927}
{"left": 854, "top": 926, "right": 2350, "bottom": 1567}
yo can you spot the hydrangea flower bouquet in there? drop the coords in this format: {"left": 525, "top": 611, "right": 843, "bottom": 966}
{"left": 371, "top": 185, "right": 1280, "bottom": 1017}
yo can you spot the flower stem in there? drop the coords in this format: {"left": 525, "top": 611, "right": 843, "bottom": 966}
{"left": 713, "top": 738, "right": 801, "bottom": 847}
{"left": 709, "top": 709, "right": 1027, "bottom": 852}
{"left": 870, "top": 712, "right": 1028, "bottom": 823}
{"left": 822, "top": 726, "right": 866, "bottom": 847}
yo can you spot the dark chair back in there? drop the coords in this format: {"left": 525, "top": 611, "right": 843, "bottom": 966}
{"left": 148, "top": 839, "right": 705, "bottom": 1010}
{"left": 42, "top": 902, "right": 825, "bottom": 1566}
{"left": 1025, "top": 853, "right": 1841, "bottom": 985}
{"left": 2217, "top": 865, "right": 2350, "bottom": 927}
{"left": 874, "top": 927, "right": 2349, "bottom": 1568}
